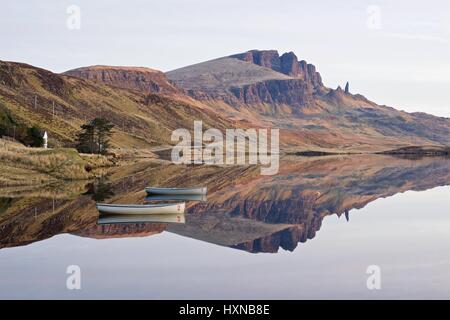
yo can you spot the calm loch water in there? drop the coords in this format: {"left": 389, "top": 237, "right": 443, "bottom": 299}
{"left": 0, "top": 155, "right": 450, "bottom": 299}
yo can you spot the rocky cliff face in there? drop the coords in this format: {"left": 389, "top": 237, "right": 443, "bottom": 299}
{"left": 230, "top": 78, "right": 313, "bottom": 110}
{"left": 231, "top": 50, "right": 323, "bottom": 88}
{"left": 166, "top": 50, "right": 325, "bottom": 112}
{"left": 228, "top": 50, "right": 323, "bottom": 110}
{"left": 64, "top": 65, "right": 180, "bottom": 94}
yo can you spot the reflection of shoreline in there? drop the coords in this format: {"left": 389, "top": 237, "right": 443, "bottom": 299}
{"left": 73, "top": 213, "right": 186, "bottom": 239}
{"left": 0, "top": 155, "right": 450, "bottom": 253}
{"left": 0, "top": 180, "right": 90, "bottom": 199}
{"left": 74, "top": 222, "right": 167, "bottom": 240}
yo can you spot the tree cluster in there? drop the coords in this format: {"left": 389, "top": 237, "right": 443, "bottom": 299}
{"left": 76, "top": 118, "right": 114, "bottom": 154}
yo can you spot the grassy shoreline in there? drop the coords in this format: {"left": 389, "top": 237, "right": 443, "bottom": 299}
{"left": 2, "top": 138, "right": 450, "bottom": 188}
{"left": 0, "top": 138, "right": 115, "bottom": 186}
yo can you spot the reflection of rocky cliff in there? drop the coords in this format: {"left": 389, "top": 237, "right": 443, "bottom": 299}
{"left": 1, "top": 156, "right": 450, "bottom": 253}
{"left": 231, "top": 225, "right": 311, "bottom": 253}
{"left": 189, "top": 156, "right": 450, "bottom": 222}
{"left": 167, "top": 212, "right": 321, "bottom": 254}
{"left": 74, "top": 223, "right": 165, "bottom": 239}
{"left": 171, "top": 155, "right": 450, "bottom": 253}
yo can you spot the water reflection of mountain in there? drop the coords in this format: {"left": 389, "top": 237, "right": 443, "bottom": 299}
{"left": 75, "top": 223, "right": 166, "bottom": 239}
{"left": 0, "top": 155, "right": 449, "bottom": 253}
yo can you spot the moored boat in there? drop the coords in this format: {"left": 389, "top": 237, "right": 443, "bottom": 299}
{"left": 96, "top": 202, "right": 185, "bottom": 215}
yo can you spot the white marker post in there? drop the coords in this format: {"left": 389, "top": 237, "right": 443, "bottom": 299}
{"left": 43, "top": 131, "right": 48, "bottom": 149}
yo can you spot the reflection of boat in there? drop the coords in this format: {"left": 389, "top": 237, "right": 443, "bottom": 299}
{"left": 98, "top": 213, "right": 185, "bottom": 224}
{"left": 145, "top": 187, "right": 207, "bottom": 195}
{"left": 145, "top": 194, "right": 207, "bottom": 201}
{"left": 96, "top": 203, "right": 185, "bottom": 215}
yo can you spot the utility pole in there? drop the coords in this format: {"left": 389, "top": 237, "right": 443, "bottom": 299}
{"left": 52, "top": 101, "right": 55, "bottom": 119}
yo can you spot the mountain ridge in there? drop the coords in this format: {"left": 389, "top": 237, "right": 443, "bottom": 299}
{"left": 64, "top": 65, "right": 180, "bottom": 95}
{"left": 0, "top": 60, "right": 234, "bottom": 149}
{"left": 165, "top": 49, "right": 450, "bottom": 151}
{"left": 1, "top": 50, "right": 450, "bottom": 153}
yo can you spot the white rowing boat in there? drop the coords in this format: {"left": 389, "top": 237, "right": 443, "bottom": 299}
{"left": 145, "top": 187, "right": 207, "bottom": 195}
{"left": 96, "top": 202, "right": 185, "bottom": 215}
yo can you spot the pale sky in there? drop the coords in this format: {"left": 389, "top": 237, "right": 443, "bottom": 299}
{"left": 1, "top": 0, "right": 450, "bottom": 117}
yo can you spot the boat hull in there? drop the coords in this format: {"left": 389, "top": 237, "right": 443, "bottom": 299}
{"left": 145, "top": 194, "right": 207, "bottom": 201}
{"left": 96, "top": 203, "right": 185, "bottom": 215}
{"left": 145, "top": 187, "right": 207, "bottom": 195}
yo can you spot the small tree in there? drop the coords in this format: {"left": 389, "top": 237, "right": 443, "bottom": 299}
{"left": 25, "top": 126, "right": 44, "bottom": 147}
{"left": 94, "top": 118, "right": 114, "bottom": 154}
{"left": 76, "top": 117, "right": 114, "bottom": 154}
{"left": 76, "top": 121, "right": 95, "bottom": 153}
